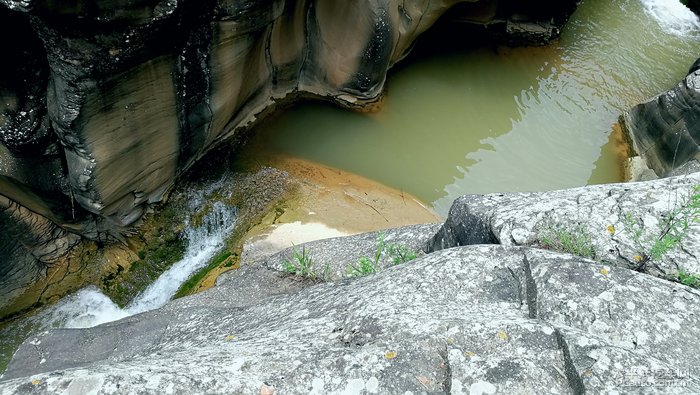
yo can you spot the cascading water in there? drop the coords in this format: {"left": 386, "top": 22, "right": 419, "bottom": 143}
{"left": 42, "top": 200, "right": 236, "bottom": 329}
{"left": 642, "top": 0, "right": 700, "bottom": 36}
{"left": 125, "top": 201, "right": 235, "bottom": 316}
{"left": 0, "top": 190, "right": 236, "bottom": 373}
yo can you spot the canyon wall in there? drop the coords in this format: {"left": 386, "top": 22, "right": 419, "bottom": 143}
{"left": 0, "top": 0, "right": 578, "bottom": 239}
{"left": 0, "top": 0, "right": 578, "bottom": 310}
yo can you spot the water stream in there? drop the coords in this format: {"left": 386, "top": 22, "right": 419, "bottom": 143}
{"left": 44, "top": 201, "right": 236, "bottom": 328}
{"left": 245, "top": 0, "right": 700, "bottom": 216}
{"left": 0, "top": 199, "right": 236, "bottom": 372}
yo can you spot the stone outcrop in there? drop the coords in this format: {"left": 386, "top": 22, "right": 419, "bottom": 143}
{"left": 0, "top": 196, "right": 81, "bottom": 311}
{"left": 2, "top": 175, "right": 700, "bottom": 393}
{"left": 622, "top": 58, "right": 700, "bottom": 177}
{"left": 429, "top": 172, "right": 700, "bottom": 278}
{"left": 2, "top": 248, "right": 699, "bottom": 393}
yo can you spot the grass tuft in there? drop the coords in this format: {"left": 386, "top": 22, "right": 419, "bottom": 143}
{"left": 537, "top": 223, "right": 596, "bottom": 260}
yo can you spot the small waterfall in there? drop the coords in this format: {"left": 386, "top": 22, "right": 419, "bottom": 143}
{"left": 45, "top": 200, "right": 236, "bottom": 329}
{"left": 125, "top": 201, "right": 236, "bottom": 315}
{"left": 641, "top": 0, "right": 700, "bottom": 37}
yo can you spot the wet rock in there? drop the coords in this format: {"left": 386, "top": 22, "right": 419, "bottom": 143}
{"left": 0, "top": 195, "right": 80, "bottom": 311}
{"left": 2, "top": 245, "right": 699, "bottom": 393}
{"left": 429, "top": 172, "right": 700, "bottom": 279}
{"left": 622, "top": 58, "right": 700, "bottom": 177}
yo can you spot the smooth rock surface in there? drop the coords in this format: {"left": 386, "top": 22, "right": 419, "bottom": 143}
{"left": 2, "top": 245, "right": 699, "bottom": 394}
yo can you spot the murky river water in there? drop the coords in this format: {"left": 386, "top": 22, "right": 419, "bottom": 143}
{"left": 246, "top": 0, "right": 700, "bottom": 216}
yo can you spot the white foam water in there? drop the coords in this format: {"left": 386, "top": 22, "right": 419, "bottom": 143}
{"left": 126, "top": 201, "right": 235, "bottom": 315}
{"left": 641, "top": 0, "right": 700, "bottom": 37}
{"left": 45, "top": 200, "right": 236, "bottom": 329}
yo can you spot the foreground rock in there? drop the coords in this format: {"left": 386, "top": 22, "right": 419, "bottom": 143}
{"left": 622, "top": 58, "right": 700, "bottom": 177}
{"left": 2, "top": 243, "right": 699, "bottom": 393}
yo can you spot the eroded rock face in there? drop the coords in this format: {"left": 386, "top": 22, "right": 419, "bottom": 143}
{"left": 0, "top": 196, "right": 80, "bottom": 310}
{"left": 0, "top": 0, "right": 578, "bottom": 237}
{"left": 622, "top": 59, "right": 700, "bottom": 177}
{"left": 0, "top": 0, "right": 579, "bottom": 314}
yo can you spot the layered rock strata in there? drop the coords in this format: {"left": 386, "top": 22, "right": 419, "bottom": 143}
{"left": 622, "top": 59, "right": 700, "bottom": 177}
{"left": 0, "top": 0, "right": 579, "bottom": 310}
{"left": 0, "top": 0, "right": 578, "bottom": 238}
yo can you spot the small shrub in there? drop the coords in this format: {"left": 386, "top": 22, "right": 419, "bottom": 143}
{"left": 348, "top": 256, "right": 377, "bottom": 276}
{"left": 538, "top": 222, "right": 596, "bottom": 259}
{"left": 347, "top": 233, "right": 419, "bottom": 277}
{"left": 347, "top": 234, "right": 386, "bottom": 277}
{"left": 282, "top": 248, "right": 317, "bottom": 279}
{"left": 620, "top": 185, "right": 700, "bottom": 270}
{"left": 385, "top": 243, "right": 418, "bottom": 265}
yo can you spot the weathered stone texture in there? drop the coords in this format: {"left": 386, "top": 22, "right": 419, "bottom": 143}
{"left": 2, "top": 245, "right": 699, "bottom": 393}
{"left": 429, "top": 172, "right": 700, "bottom": 278}
{"left": 0, "top": 195, "right": 80, "bottom": 309}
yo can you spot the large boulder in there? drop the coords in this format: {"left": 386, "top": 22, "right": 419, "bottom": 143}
{"left": 429, "top": 172, "right": 700, "bottom": 279}
{"left": 622, "top": 59, "right": 700, "bottom": 177}
{"left": 1, "top": 243, "right": 699, "bottom": 393}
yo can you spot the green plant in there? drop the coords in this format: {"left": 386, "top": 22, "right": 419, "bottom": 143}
{"left": 347, "top": 234, "right": 386, "bottom": 277}
{"left": 348, "top": 256, "right": 378, "bottom": 276}
{"left": 537, "top": 222, "right": 596, "bottom": 259}
{"left": 282, "top": 248, "right": 317, "bottom": 279}
{"left": 174, "top": 250, "right": 234, "bottom": 298}
{"left": 678, "top": 268, "right": 700, "bottom": 288}
{"left": 347, "top": 233, "right": 419, "bottom": 277}
{"left": 385, "top": 242, "right": 418, "bottom": 265}
{"left": 620, "top": 185, "right": 700, "bottom": 270}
